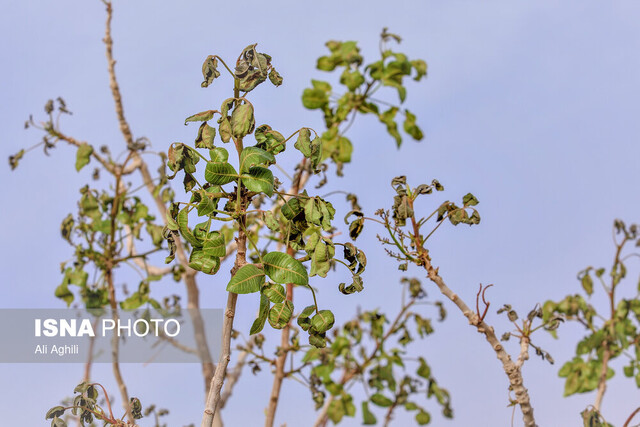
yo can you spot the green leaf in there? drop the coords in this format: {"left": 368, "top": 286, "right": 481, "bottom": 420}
{"left": 581, "top": 273, "right": 594, "bottom": 296}
{"left": 281, "top": 197, "right": 303, "bottom": 220}
{"left": 297, "top": 305, "right": 316, "bottom": 331}
{"left": 51, "top": 417, "right": 68, "bottom": 427}
{"left": 370, "top": 393, "right": 393, "bottom": 408}
{"left": 120, "top": 291, "right": 147, "bottom": 310}
{"left": 403, "top": 110, "right": 424, "bottom": 141}
{"left": 340, "top": 68, "right": 365, "bottom": 91}
{"left": 308, "top": 237, "right": 335, "bottom": 278}
{"left": 317, "top": 55, "right": 336, "bottom": 71}
{"left": 304, "top": 198, "right": 322, "bottom": 225}
{"left": 219, "top": 118, "right": 232, "bottom": 143}
{"left": 226, "top": 264, "right": 265, "bottom": 294}
{"left": 250, "top": 294, "right": 270, "bottom": 335}
{"left": 262, "top": 251, "right": 308, "bottom": 285}
{"left": 195, "top": 122, "right": 216, "bottom": 149}
{"left": 55, "top": 282, "right": 74, "bottom": 307}
{"left": 220, "top": 97, "right": 235, "bottom": 118}
{"left": 209, "top": 147, "right": 229, "bottom": 163}
{"left": 205, "top": 162, "right": 238, "bottom": 185}
{"left": 623, "top": 364, "right": 634, "bottom": 377}
{"left": 312, "top": 79, "right": 332, "bottom": 93}
{"left": 235, "top": 45, "right": 271, "bottom": 92}
{"left": 268, "top": 68, "right": 283, "bottom": 86}
{"left": 302, "top": 88, "right": 329, "bottom": 109}
{"left": 336, "top": 137, "right": 353, "bottom": 162}
{"left": 263, "top": 211, "right": 280, "bottom": 231}
{"left": 563, "top": 371, "right": 580, "bottom": 396}
{"left": 75, "top": 143, "right": 93, "bottom": 172}
{"left": 167, "top": 143, "right": 185, "bottom": 173}
{"left": 302, "top": 347, "right": 320, "bottom": 363}
{"left": 268, "top": 300, "right": 294, "bottom": 329}
{"left": 417, "top": 357, "right": 431, "bottom": 379}
{"left": 262, "top": 282, "right": 286, "bottom": 303}
{"left": 230, "top": 103, "right": 255, "bottom": 139}
{"left": 197, "top": 195, "right": 215, "bottom": 216}
{"left": 185, "top": 110, "right": 215, "bottom": 125}
{"left": 411, "top": 59, "right": 428, "bottom": 81}
{"left": 202, "top": 231, "right": 226, "bottom": 257}
{"left": 309, "top": 332, "right": 327, "bottom": 348}
{"left": 362, "top": 401, "right": 377, "bottom": 425}
{"left": 462, "top": 193, "right": 479, "bottom": 207}
{"left": 177, "top": 208, "right": 201, "bottom": 247}
{"left": 404, "top": 402, "right": 419, "bottom": 411}
{"left": 46, "top": 406, "right": 66, "bottom": 420}
{"left": 241, "top": 166, "right": 274, "bottom": 196}
{"left": 255, "top": 124, "right": 286, "bottom": 155}
{"left": 379, "top": 107, "right": 402, "bottom": 147}
{"left": 416, "top": 411, "right": 431, "bottom": 425}
{"left": 349, "top": 216, "right": 364, "bottom": 240}
{"left": 310, "top": 310, "right": 335, "bottom": 334}
{"left": 188, "top": 249, "right": 220, "bottom": 275}
{"left": 9, "top": 149, "right": 24, "bottom": 170}
{"left": 295, "top": 128, "right": 312, "bottom": 157}
{"left": 73, "top": 381, "right": 90, "bottom": 394}
{"left": 201, "top": 55, "right": 221, "bottom": 88}
{"left": 239, "top": 146, "right": 274, "bottom": 173}
{"left": 309, "top": 137, "right": 323, "bottom": 169}
{"left": 327, "top": 399, "right": 345, "bottom": 424}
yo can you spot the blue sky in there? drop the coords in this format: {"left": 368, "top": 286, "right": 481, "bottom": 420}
{"left": 1, "top": 1, "right": 640, "bottom": 426}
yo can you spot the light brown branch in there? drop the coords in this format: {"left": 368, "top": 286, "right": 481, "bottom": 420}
{"left": 423, "top": 260, "right": 536, "bottom": 426}
{"left": 50, "top": 129, "right": 141, "bottom": 176}
{"left": 219, "top": 337, "right": 255, "bottom": 409}
{"left": 101, "top": 0, "right": 215, "bottom": 397}
{"left": 313, "top": 396, "right": 334, "bottom": 427}
{"left": 105, "top": 151, "right": 134, "bottom": 422}
{"left": 202, "top": 173, "right": 247, "bottom": 426}
{"left": 399, "top": 196, "right": 536, "bottom": 426}
{"left": 102, "top": 1, "right": 134, "bottom": 149}
{"left": 201, "top": 283, "right": 239, "bottom": 426}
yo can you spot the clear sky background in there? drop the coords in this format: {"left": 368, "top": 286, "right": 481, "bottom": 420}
{"left": 1, "top": 1, "right": 640, "bottom": 426}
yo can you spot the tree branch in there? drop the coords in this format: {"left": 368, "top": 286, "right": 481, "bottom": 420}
{"left": 101, "top": 0, "right": 215, "bottom": 398}
{"left": 219, "top": 337, "right": 256, "bottom": 409}
{"left": 265, "top": 161, "right": 308, "bottom": 427}
{"left": 422, "top": 259, "right": 536, "bottom": 426}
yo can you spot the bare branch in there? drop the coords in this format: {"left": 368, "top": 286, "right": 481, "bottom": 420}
{"left": 423, "top": 260, "right": 536, "bottom": 426}
{"left": 100, "top": 0, "right": 215, "bottom": 396}
{"left": 219, "top": 337, "right": 256, "bottom": 409}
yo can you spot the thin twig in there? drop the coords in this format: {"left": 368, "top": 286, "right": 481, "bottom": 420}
{"left": 624, "top": 406, "right": 640, "bottom": 427}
